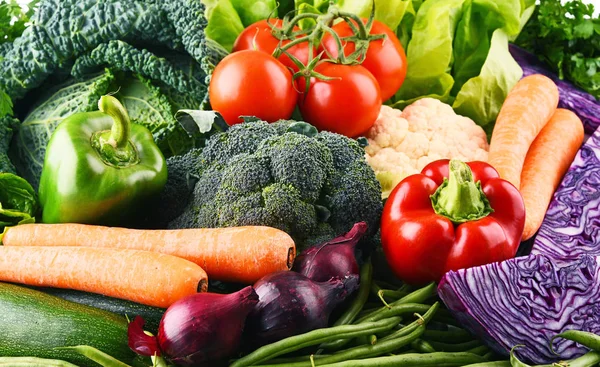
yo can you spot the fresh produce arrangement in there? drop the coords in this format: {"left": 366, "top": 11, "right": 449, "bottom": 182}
{"left": 0, "top": 0, "right": 599, "bottom": 366}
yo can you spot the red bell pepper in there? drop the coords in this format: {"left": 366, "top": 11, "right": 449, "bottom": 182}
{"left": 381, "top": 159, "right": 525, "bottom": 285}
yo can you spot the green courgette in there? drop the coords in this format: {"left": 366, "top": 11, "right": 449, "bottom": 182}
{"left": 0, "top": 282, "right": 136, "bottom": 367}
{"left": 39, "top": 287, "right": 165, "bottom": 332}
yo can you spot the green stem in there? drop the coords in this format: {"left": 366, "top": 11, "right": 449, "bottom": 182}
{"left": 430, "top": 159, "right": 493, "bottom": 223}
{"left": 98, "top": 95, "right": 131, "bottom": 149}
{"left": 92, "top": 95, "right": 139, "bottom": 167}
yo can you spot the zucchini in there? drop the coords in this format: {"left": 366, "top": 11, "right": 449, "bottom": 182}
{"left": 0, "top": 282, "right": 136, "bottom": 367}
{"left": 39, "top": 287, "right": 165, "bottom": 333}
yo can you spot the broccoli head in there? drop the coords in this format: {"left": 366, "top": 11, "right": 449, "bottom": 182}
{"left": 167, "top": 120, "right": 382, "bottom": 247}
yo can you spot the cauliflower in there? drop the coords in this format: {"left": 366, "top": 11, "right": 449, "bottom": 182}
{"left": 365, "top": 98, "right": 489, "bottom": 198}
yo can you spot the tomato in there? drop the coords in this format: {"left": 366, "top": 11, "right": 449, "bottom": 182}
{"left": 233, "top": 19, "right": 313, "bottom": 72}
{"left": 297, "top": 62, "right": 381, "bottom": 138}
{"left": 319, "top": 19, "right": 407, "bottom": 101}
{"left": 209, "top": 50, "right": 298, "bottom": 126}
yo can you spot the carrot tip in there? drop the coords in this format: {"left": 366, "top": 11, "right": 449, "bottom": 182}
{"left": 287, "top": 247, "right": 295, "bottom": 270}
{"left": 197, "top": 279, "right": 208, "bottom": 293}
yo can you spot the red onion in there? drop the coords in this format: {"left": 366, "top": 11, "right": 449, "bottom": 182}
{"left": 293, "top": 222, "right": 367, "bottom": 282}
{"left": 128, "top": 286, "right": 258, "bottom": 367}
{"left": 245, "top": 271, "right": 359, "bottom": 346}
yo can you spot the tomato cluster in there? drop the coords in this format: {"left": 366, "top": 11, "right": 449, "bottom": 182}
{"left": 209, "top": 18, "right": 407, "bottom": 138}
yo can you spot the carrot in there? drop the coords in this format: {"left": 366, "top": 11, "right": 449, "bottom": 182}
{"left": 2, "top": 225, "right": 296, "bottom": 284}
{"left": 488, "top": 74, "right": 560, "bottom": 188}
{"left": 519, "top": 108, "right": 584, "bottom": 240}
{"left": 0, "top": 246, "right": 207, "bottom": 308}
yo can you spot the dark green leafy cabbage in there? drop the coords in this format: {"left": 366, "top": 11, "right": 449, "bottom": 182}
{"left": 438, "top": 254, "right": 600, "bottom": 364}
{"left": 0, "top": 116, "right": 17, "bottom": 174}
{"left": 10, "top": 71, "right": 114, "bottom": 189}
{"left": 1, "top": 0, "right": 227, "bottom": 189}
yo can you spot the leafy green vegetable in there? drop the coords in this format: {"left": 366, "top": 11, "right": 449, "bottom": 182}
{"left": 10, "top": 71, "right": 114, "bottom": 189}
{"left": 390, "top": 0, "right": 533, "bottom": 132}
{"left": 0, "top": 0, "right": 38, "bottom": 44}
{"left": 203, "top": 0, "right": 279, "bottom": 51}
{"left": 1, "top": 0, "right": 227, "bottom": 189}
{"left": 0, "top": 89, "right": 12, "bottom": 118}
{"left": 516, "top": 0, "right": 600, "bottom": 99}
{"left": 0, "top": 116, "right": 17, "bottom": 174}
{"left": 0, "top": 172, "right": 38, "bottom": 232}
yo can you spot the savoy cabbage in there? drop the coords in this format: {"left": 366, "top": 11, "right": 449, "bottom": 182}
{"left": 0, "top": 0, "right": 227, "bottom": 187}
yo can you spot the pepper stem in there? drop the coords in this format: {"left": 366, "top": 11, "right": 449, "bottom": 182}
{"left": 430, "top": 160, "right": 493, "bottom": 223}
{"left": 92, "top": 95, "right": 139, "bottom": 167}
{"left": 98, "top": 95, "right": 131, "bottom": 149}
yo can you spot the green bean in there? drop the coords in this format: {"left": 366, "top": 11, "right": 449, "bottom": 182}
{"left": 427, "top": 339, "right": 484, "bottom": 352}
{"left": 260, "top": 352, "right": 486, "bottom": 367}
{"left": 422, "top": 328, "right": 475, "bottom": 343}
{"left": 230, "top": 317, "right": 402, "bottom": 367}
{"left": 509, "top": 345, "right": 531, "bottom": 367}
{"left": 380, "top": 302, "right": 440, "bottom": 343}
{"left": 334, "top": 261, "right": 373, "bottom": 326}
{"left": 560, "top": 351, "right": 600, "bottom": 367}
{"left": 467, "top": 345, "right": 491, "bottom": 356}
{"left": 411, "top": 339, "right": 437, "bottom": 353}
{"left": 460, "top": 362, "right": 511, "bottom": 367}
{"left": 550, "top": 330, "right": 600, "bottom": 353}
{"left": 358, "top": 283, "right": 437, "bottom": 322}
{"left": 0, "top": 357, "right": 79, "bottom": 367}
{"left": 57, "top": 346, "right": 132, "bottom": 367}
{"left": 356, "top": 303, "right": 431, "bottom": 324}
{"left": 253, "top": 326, "right": 426, "bottom": 367}
{"left": 320, "top": 262, "right": 374, "bottom": 351}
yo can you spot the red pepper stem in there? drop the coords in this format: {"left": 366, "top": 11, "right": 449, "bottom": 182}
{"left": 430, "top": 160, "right": 493, "bottom": 223}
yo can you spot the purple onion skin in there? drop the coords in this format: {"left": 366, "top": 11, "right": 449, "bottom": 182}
{"left": 293, "top": 222, "right": 367, "bottom": 282}
{"left": 245, "top": 271, "right": 359, "bottom": 346}
{"left": 509, "top": 44, "right": 600, "bottom": 136}
{"left": 157, "top": 286, "right": 258, "bottom": 367}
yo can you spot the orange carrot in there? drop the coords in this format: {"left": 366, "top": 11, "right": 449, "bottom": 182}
{"left": 488, "top": 74, "right": 560, "bottom": 188}
{"left": 520, "top": 108, "right": 584, "bottom": 240}
{"left": 2, "top": 225, "right": 296, "bottom": 284}
{"left": 0, "top": 246, "right": 207, "bottom": 308}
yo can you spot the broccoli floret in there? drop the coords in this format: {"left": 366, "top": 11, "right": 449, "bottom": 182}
{"left": 165, "top": 120, "right": 382, "bottom": 248}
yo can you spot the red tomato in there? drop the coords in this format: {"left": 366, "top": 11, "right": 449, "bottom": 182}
{"left": 297, "top": 62, "right": 381, "bottom": 138}
{"left": 209, "top": 50, "right": 298, "bottom": 126}
{"left": 319, "top": 19, "right": 407, "bottom": 101}
{"left": 233, "top": 19, "right": 313, "bottom": 72}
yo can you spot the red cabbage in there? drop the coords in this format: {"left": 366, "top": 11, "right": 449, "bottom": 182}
{"left": 531, "top": 124, "right": 600, "bottom": 260}
{"left": 438, "top": 254, "right": 600, "bottom": 364}
{"left": 509, "top": 44, "right": 600, "bottom": 136}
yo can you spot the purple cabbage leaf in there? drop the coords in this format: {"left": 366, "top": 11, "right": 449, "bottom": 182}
{"left": 531, "top": 122, "right": 600, "bottom": 260}
{"left": 438, "top": 254, "right": 600, "bottom": 364}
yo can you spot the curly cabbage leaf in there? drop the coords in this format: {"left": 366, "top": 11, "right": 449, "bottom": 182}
{"left": 438, "top": 254, "right": 600, "bottom": 364}
{"left": 1, "top": 0, "right": 227, "bottom": 188}
{"left": 532, "top": 124, "right": 600, "bottom": 260}
{"left": 0, "top": 116, "right": 17, "bottom": 174}
{"left": 116, "top": 75, "right": 195, "bottom": 157}
{"left": 9, "top": 71, "right": 114, "bottom": 188}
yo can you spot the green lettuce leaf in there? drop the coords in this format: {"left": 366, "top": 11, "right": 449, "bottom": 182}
{"left": 453, "top": 28, "right": 522, "bottom": 133}
{"left": 203, "top": 0, "right": 245, "bottom": 52}
{"left": 390, "top": 0, "right": 532, "bottom": 130}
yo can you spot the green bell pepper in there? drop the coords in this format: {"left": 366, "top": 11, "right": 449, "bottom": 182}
{"left": 38, "top": 95, "right": 167, "bottom": 225}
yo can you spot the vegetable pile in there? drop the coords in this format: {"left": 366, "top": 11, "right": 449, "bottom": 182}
{"left": 0, "top": 0, "right": 599, "bottom": 366}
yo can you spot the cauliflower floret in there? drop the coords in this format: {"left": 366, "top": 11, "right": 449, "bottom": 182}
{"left": 365, "top": 98, "right": 489, "bottom": 198}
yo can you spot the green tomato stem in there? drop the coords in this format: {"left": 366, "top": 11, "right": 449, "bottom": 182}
{"left": 430, "top": 159, "right": 493, "bottom": 223}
